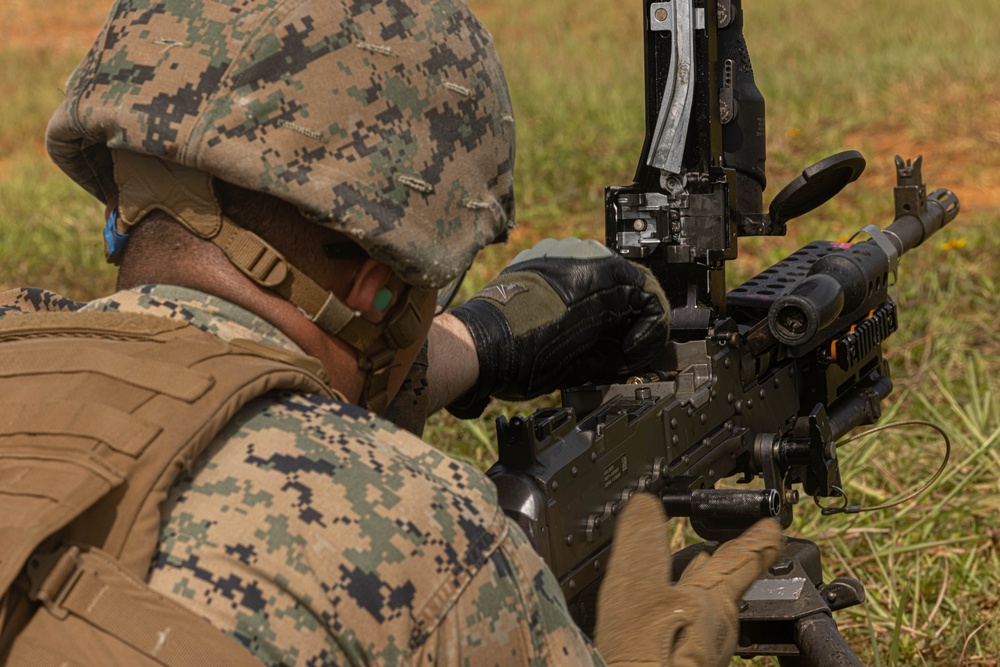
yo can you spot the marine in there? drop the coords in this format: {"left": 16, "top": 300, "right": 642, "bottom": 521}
{"left": 0, "top": 1, "right": 780, "bottom": 665}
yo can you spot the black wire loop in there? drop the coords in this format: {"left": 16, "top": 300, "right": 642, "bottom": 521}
{"left": 811, "top": 420, "right": 951, "bottom": 514}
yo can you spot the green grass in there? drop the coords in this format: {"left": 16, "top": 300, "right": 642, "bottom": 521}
{"left": 3, "top": 1, "right": 999, "bottom": 663}
{"left": 0, "top": 48, "right": 115, "bottom": 299}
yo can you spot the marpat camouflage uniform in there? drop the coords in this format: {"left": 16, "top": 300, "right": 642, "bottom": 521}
{"left": 0, "top": 287, "right": 83, "bottom": 316}
{"left": 0, "top": 285, "right": 603, "bottom": 666}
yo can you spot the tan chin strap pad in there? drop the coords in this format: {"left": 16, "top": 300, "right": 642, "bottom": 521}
{"left": 114, "top": 149, "right": 224, "bottom": 238}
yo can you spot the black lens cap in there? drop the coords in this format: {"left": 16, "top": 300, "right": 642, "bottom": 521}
{"left": 769, "top": 150, "right": 866, "bottom": 226}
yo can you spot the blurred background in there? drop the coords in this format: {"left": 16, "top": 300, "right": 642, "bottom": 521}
{"left": 2, "top": 0, "right": 998, "bottom": 663}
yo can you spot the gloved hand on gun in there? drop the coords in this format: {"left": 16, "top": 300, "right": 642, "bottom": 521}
{"left": 446, "top": 237, "right": 671, "bottom": 418}
{"left": 597, "top": 494, "right": 783, "bottom": 667}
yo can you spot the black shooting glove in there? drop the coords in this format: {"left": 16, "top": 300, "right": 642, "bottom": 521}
{"left": 448, "top": 238, "right": 670, "bottom": 418}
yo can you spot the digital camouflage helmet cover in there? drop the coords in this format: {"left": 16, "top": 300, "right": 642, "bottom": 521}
{"left": 46, "top": 0, "right": 516, "bottom": 290}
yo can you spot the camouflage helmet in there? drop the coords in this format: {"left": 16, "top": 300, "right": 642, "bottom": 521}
{"left": 46, "top": 0, "right": 516, "bottom": 289}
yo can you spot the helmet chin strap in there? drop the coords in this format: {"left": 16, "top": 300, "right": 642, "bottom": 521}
{"left": 111, "top": 150, "right": 431, "bottom": 412}
{"left": 349, "top": 289, "right": 434, "bottom": 413}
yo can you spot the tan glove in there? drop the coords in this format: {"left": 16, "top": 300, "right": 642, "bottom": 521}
{"left": 595, "top": 494, "right": 783, "bottom": 667}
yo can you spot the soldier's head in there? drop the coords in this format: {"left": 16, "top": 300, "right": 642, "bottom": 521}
{"left": 46, "top": 0, "right": 516, "bottom": 410}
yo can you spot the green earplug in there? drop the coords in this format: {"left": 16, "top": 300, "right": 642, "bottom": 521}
{"left": 373, "top": 287, "right": 393, "bottom": 312}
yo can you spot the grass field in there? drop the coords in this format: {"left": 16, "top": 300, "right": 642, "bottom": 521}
{"left": 2, "top": 0, "right": 998, "bottom": 664}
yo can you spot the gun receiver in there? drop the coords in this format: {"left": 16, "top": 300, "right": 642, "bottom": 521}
{"left": 488, "top": 0, "right": 958, "bottom": 661}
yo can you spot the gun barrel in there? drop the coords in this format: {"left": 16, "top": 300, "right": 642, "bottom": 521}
{"left": 883, "top": 187, "right": 960, "bottom": 255}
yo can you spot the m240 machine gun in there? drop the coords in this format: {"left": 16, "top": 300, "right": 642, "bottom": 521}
{"left": 486, "top": 1, "right": 959, "bottom": 664}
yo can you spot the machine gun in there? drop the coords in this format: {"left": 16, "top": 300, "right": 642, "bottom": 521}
{"left": 486, "top": 1, "right": 959, "bottom": 664}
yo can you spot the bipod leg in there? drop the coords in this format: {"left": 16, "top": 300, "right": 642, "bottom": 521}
{"left": 672, "top": 537, "right": 865, "bottom": 664}
{"left": 775, "top": 612, "right": 863, "bottom": 666}
{"left": 786, "top": 612, "right": 864, "bottom": 666}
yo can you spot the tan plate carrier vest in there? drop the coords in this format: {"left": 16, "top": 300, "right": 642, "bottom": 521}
{"left": 0, "top": 310, "right": 337, "bottom": 666}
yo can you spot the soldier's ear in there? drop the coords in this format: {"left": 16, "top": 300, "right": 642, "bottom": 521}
{"left": 345, "top": 258, "right": 394, "bottom": 321}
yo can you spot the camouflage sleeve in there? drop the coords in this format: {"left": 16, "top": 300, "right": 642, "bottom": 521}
{"left": 0, "top": 287, "right": 83, "bottom": 317}
{"left": 416, "top": 518, "right": 605, "bottom": 666}
{"left": 147, "top": 391, "right": 601, "bottom": 666}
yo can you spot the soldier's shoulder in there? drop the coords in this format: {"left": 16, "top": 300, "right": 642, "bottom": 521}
{"left": 161, "top": 389, "right": 510, "bottom": 656}
{"left": 231, "top": 390, "right": 502, "bottom": 512}
{"left": 152, "top": 389, "right": 511, "bottom": 662}
{"left": 0, "top": 287, "right": 83, "bottom": 317}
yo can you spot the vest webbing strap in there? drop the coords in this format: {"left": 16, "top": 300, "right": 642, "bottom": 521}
{"left": 7, "top": 641, "right": 86, "bottom": 667}
{"left": 17, "top": 545, "right": 261, "bottom": 667}
{"left": 0, "top": 402, "right": 161, "bottom": 457}
{"left": 0, "top": 345, "right": 213, "bottom": 401}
